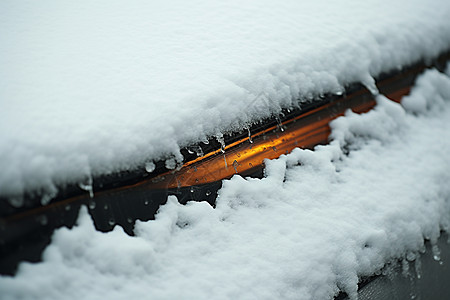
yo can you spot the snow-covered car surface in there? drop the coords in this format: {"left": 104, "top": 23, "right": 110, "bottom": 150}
{"left": 1, "top": 1, "right": 450, "bottom": 299}
{"left": 1, "top": 0, "right": 450, "bottom": 199}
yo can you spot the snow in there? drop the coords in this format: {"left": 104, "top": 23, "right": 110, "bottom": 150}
{"left": 1, "top": 0, "right": 450, "bottom": 198}
{"left": 1, "top": 67, "right": 450, "bottom": 299}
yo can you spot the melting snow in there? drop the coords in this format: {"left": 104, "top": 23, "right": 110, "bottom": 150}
{"left": 1, "top": 67, "right": 449, "bottom": 300}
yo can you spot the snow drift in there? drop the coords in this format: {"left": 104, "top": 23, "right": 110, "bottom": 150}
{"left": 1, "top": 66, "right": 449, "bottom": 300}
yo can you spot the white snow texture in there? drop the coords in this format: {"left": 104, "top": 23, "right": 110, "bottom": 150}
{"left": 1, "top": 0, "right": 450, "bottom": 198}
{"left": 1, "top": 66, "right": 450, "bottom": 300}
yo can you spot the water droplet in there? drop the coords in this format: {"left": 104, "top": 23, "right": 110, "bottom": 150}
{"left": 89, "top": 200, "right": 96, "bottom": 209}
{"left": 193, "top": 166, "right": 198, "bottom": 172}
{"left": 195, "top": 179, "right": 199, "bottom": 184}
{"left": 415, "top": 258, "right": 422, "bottom": 279}
{"left": 432, "top": 244, "right": 441, "bottom": 262}
{"left": 144, "top": 200, "right": 149, "bottom": 205}
{"left": 223, "top": 153, "right": 228, "bottom": 169}
{"left": 165, "top": 158, "right": 177, "bottom": 170}
{"left": 233, "top": 160, "right": 239, "bottom": 173}
{"left": 275, "top": 116, "right": 285, "bottom": 132}
{"left": 108, "top": 219, "right": 115, "bottom": 226}
{"left": 205, "top": 190, "right": 211, "bottom": 196}
{"left": 216, "top": 135, "right": 226, "bottom": 153}
{"left": 145, "top": 161, "right": 156, "bottom": 173}
{"left": 249, "top": 163, "right": 253, "bottom": 167}
{"left": 65, "top": 204, "right": 71, "bottom": 211}
{"left": 104, "top": 204, "right": 109, "bottom": 210}
{"left": 78, "top": 176, "right": 94, "bottom": 198}
{"left": 272, "top": 146, "right": 277, "bottom": 152}
{"left": 190, "top": 187, "right": 194, "bottom": 193}
{"left": 275, "top": 116, "right": 281, "bottom": 125}
{"left": 247, "top": 128, "right": 253, "bottom": 144}
{"left": 127, "top": 217, "right": 133, "bottom": 224}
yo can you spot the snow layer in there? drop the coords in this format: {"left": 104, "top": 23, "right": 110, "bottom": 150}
{"left": 1, "top": 68, "right": 450, "bottom": 299}
{"left": 1, "top": 0, "right": 450, "bottom": 198}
